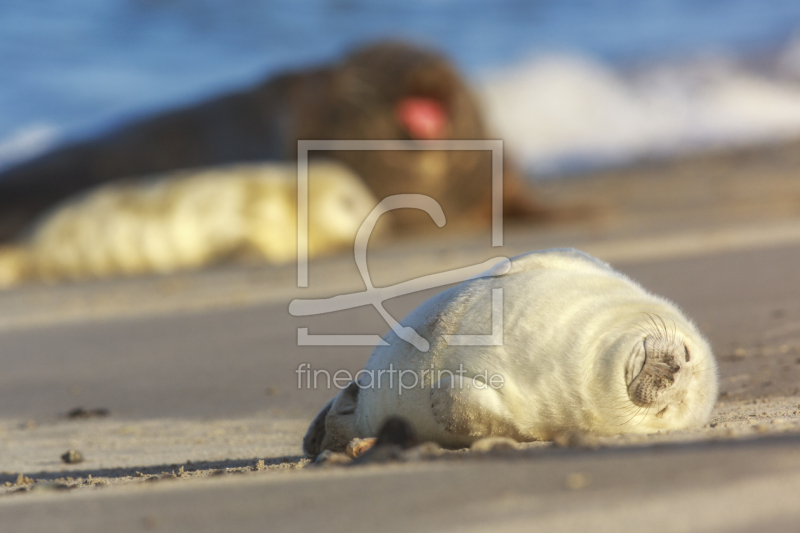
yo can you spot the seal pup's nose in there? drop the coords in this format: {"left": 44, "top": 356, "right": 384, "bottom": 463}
{"left": 627, "top": 336, "right": 692, "bottom": 408}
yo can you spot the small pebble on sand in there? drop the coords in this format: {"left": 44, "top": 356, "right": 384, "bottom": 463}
{"left": 61, "top": 449, "right": 84, "bottom": 464}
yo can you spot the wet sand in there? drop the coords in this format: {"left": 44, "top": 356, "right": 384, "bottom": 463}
{"left": 1, "top": 140, "right": 800, "bottom": 531}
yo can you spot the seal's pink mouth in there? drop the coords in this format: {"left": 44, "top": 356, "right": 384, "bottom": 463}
{"left": 395, "top": 97, "right": 448, "bottom": 140}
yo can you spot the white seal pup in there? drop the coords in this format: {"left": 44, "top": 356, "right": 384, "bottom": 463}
{"left": 0, "top": 160, "right": 377, "bottom": 286}
{"left": 304, "top": 248, "right": 718, "bottom": 456}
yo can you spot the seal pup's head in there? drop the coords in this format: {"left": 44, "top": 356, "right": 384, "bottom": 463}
{"left": 615, "top": 313, "right": 718, "bottom": 431}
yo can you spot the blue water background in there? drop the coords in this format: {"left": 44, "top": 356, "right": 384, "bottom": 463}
{"left": 3, "top": 0, "right": 800, "bottom": 164}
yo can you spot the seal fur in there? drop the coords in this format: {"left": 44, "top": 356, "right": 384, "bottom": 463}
{"left": 0, "top": 41, "right": 544, "bottom": 242}
{"left": 0, "top": 160, "right": 377, "bottom": 285}
{"left": 304, "top": 248, "right": 719, "bottom": 456}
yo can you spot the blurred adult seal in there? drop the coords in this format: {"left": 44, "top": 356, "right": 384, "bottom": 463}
{"left": 0, "top": 41, "right": 544, "bottom": 241}
{"left": 303, "top": 248, "right": 719, "bottom": 456}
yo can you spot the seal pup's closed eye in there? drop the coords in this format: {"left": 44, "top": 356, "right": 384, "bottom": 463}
{"left": 303, "top": 248, "right": 719, "bottom": 457}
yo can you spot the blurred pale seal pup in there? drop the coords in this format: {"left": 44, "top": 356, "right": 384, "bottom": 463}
{"left": 0, "top": 160, "right": 377, "bottom": 286}
{"left": 304, "top": 248, "right": 718, "bottom": 456}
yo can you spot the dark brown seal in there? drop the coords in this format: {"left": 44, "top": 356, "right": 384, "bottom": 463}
{"left": 0, "top": 41, "right": 544, "bottom": 241}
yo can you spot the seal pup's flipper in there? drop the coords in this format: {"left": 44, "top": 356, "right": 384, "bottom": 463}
{"left": 302, "top": 381, "right": 361, "bottom": 458}
{"left": 302, "top": 398, "right": 333, "bottom": 459}
{"left": 430, "top": 375, "right": 524, "bottom": 441}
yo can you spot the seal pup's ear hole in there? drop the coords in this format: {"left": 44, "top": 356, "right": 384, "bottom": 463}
{"left": 684, "top": 345, "right": 691, "bottom": 362}
{"left": 303, "top": 398, "right": 334, "bottom": 458}
{"left": 333, "top": 381, "right": 360, "bottom": 415}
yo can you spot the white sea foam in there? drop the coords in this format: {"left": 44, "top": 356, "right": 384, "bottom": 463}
{"left": 478, "top": 55, "right": 800, "bottom": 176}
{"left": 0, "top": 124, "right": 59, "bottom": 173}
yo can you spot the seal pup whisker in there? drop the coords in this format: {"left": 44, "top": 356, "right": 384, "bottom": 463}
{"left": 616, "top": 404, "right": 649, "bottom": 428}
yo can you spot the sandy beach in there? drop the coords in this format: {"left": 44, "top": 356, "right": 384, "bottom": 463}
{"left": 2, "top": 140, "right": 800, "bottom": 531}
